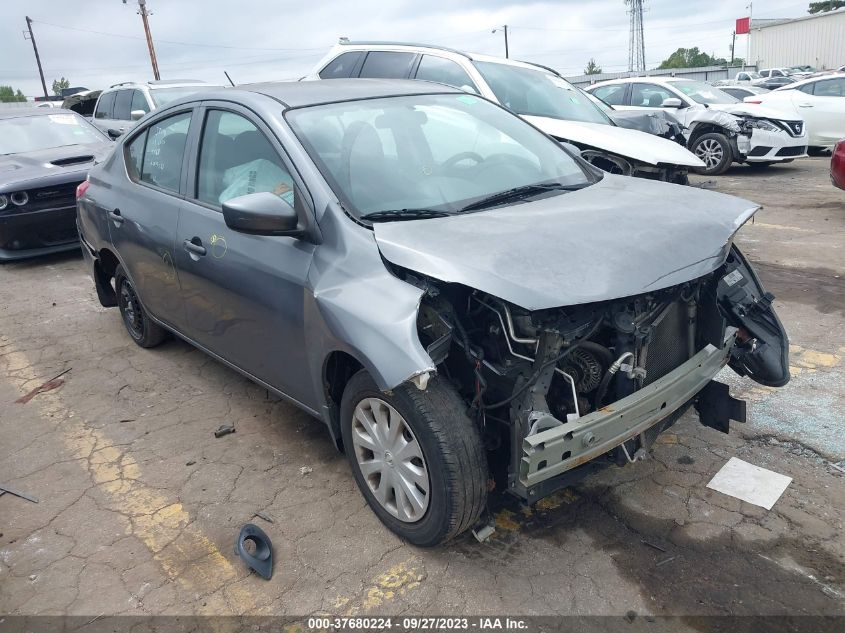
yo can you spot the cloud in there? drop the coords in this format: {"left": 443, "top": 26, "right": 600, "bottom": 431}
{"left": 0, "top": 0, "right": 811, "bottom": 96}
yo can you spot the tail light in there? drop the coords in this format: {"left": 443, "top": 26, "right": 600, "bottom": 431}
{"left": 76, "top": 179, "right": 90, "bottom": 200}
{"left": 745, "top": 100, "right": 763, "bottom": 104}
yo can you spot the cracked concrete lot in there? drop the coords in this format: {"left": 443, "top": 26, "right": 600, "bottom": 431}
{"left": 0, "top": 157, "right": 843, "bottom": 624}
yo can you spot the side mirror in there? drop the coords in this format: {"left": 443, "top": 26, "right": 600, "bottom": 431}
{"left": 130, "top": 109, "right": 146, "bottom": 121}
{"left": 661, "top": 97, "right": 683, "bottom": 108}
{"left": 222, "top": 191, "right": 302, "bottom": 237}
{"left": 107, "top": 128, "right": 123, "bottom": 140}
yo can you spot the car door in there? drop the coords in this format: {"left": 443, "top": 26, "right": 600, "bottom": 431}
{"left": 791, "top": 78, "right": 845, "bottom": 146}
{"left": 110, "top": 108, "right": 195, "bottom": 328}
{"left": 92, "top": 90, "right": 116, "bottom": 134}
{"left": 356, "top": 51, "right": 419, "bottom": 79}
{"left": 413, "top": 54, "right": 479, "bottom": 93}
{"left": 174, "top": 104, "right": 318, "bottom": 404}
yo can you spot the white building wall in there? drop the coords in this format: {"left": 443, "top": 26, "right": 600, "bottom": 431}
{"left": 749, "top": 9, "right": 845, "bottom": 70}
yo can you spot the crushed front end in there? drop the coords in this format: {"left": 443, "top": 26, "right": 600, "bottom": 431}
{"left": 408, "top": 245, "right": 788, "bottom": 503}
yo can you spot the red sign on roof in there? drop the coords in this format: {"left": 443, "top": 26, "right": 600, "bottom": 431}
{"left": 736, "top": 17, "right": 750, "bottom": 34}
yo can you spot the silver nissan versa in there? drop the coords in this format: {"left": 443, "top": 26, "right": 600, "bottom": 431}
{"left": 77, "top": 79, "right": 789, "bottom": 546}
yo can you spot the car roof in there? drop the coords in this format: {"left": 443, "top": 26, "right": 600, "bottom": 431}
{"left": 588, "top": 76, "right": 693, "bottom": 87}
{"left": 104, "top": 79, "right": 221, "bottom": 91}
{"left": 227, "top": 78, "right": 462, "bottom": 108}
{"left": 333, "top": 41, "right": 558, "bottom": 73}
{"left": 781, "top": 71, "right": 845, "bottom": 88}
{"left": 0, "top": 107, "right": 78, "bottom": 120}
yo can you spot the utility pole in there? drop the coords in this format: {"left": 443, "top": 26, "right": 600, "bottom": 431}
{"left": 492, "top": 25, "right": 509, "bottom": 58}
{"left": 126, "top": 0, "right": 160, "bottom": 80}
{"left": 24, "top": 16, "right": 49, "bottom": 99}
{"left": 730, "top": 30, "right": 736, "bottom": 64}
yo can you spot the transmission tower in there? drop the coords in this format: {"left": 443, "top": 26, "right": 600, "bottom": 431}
{"left": 626, "top": 0, "right": 646, "bottom": 72}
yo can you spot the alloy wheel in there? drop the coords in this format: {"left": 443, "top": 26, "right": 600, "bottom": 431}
{"left": 351, "top": 397, "right": 430, "bottom": 523}
{"left": 695, "top": 138, "right": 724, "bottom": 170}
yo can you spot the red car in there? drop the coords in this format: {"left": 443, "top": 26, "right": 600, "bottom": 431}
{"left": 833, "top": 139, "right": 845, "bottom": 190}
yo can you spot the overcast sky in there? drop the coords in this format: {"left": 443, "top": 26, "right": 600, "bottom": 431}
{"left": 0, "top": 0, "right": 816, "bottom": 97}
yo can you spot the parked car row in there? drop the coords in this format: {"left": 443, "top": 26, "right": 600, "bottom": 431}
{"left": 2, "top": 43, "right": 836, "bottom": 544}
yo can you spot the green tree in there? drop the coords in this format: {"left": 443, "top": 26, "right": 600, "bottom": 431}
{"left": 52, "top": 77, "right": 70, "bottom": 96}
{"left": 808, "top": 1, "right": 845, "bottom": 13}
{"left": 0, "top": 85, "right": 27, "bottom": 103}
{"left": 584, "top": 58, "right": 603, "bottom": 75}
{"left": 657, "top": 47, "right": 726, "bottom": 69}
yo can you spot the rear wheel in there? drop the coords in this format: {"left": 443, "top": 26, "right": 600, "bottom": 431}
{"left": 340, "top": 370, "right": 487, "bottom": 546}
{"left": 115, "top": 265, "right": 167, "bottom": 348}
{"left": 691, "top": 132, "right": 733, "bottom": 175}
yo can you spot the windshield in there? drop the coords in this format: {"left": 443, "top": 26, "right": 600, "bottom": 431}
{"left": 287, "top": 93, "right": 593, "bottom": 219}
{"left": 473, "top": 61, "right": 612, "bottom": 125}
{"left": 0, "top": 112, "right": 106, "bottom": 155}
{"left": 150, "top": 86, "right": 224, "bottom": 107}
{"left": 667, "top": 80, "right": 739, "bottom": 104}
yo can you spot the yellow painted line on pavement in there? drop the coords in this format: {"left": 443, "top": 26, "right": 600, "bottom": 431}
{"left": 750, "top": 222, "right": 814, "bottom": 233}
{"left": 1, "top": 344, "right": 258, "bottom": 614}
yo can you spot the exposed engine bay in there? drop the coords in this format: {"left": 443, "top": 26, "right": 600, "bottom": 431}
{"left": 405, "top": 245, "right": 789, "bottom": 501}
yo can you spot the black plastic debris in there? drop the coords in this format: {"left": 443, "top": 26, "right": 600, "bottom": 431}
{"left": 234, "top": 523, "right": 273, "bottom": 579}
{"left": 0, "top": 485, "right": 38, "bottom": 503}
{"left": 214, "top": 424, "right": 235, "bottom": 438}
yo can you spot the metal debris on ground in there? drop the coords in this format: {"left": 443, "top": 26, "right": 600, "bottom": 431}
{"left": 186, "top": 460, "right": 196, "bottom": 466}
{"left": 254, "top": 511, "right": 274, "bottom": 524}
{"left": 0, "top": 484, "right": 39, "bottom": 503}
{"left": 214, "top": 424, "right": 236, "bottom": 438}
{"left": 827, "top": 461, "right": 845, "bottom": 474}
{"left": 472, "top": 524, "right": 496, "bottom": 543}
{"left": 299, "top": 466, "right": 313, "bottom": 475}
{"left": 15, "top": 368, "right": 71, "bottom": 404}
{"left": 641, "top": 539, "right": 668, "bottom": 552}
{"left": 707, "top": 457, "right": 792, "bottom": 510}
{"left": 655, "top": 555, "right": 678, "bottom": 567}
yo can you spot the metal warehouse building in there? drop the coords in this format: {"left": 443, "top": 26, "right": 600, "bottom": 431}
{"left": 749, "top": 8, "right": 845, "bottom": 70}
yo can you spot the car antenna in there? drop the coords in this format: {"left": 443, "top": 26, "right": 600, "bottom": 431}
{"left": 224, "top": 71, "right": 235, "bottom": 87}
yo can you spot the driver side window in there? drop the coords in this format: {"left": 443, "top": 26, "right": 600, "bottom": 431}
{"left": 631, "top": 83, "right": 674, "bottom": 107}
{"left": 196, "top": 110, "right": 295, "bottom": 208}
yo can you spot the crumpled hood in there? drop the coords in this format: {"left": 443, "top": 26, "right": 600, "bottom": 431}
{"left": 705, "top": 102, "right": 798, "bottom": 121}
{"left": 521, "top": 115, "right": 705, "bottom": 168}
{"left": 0, "top": 141, "right": 112, "bottom": 191}
{"left": 374, "top": 175, "right": 759, "bottom": 310}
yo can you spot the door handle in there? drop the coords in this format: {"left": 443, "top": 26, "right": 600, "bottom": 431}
{"left": 183, "top": 238, "right": 207, "bottom": 256}
{"left": 798, "top": 104, "right": 814, "bottom": 108}
{"left": 108, "top": 209, "right": 124, "bottom": 225}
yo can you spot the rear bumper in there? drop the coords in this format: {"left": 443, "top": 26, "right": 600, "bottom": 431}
{"left": 519, "top": 329, "right": 737, "bottom": 491}
{"left": 0, "top": 204, "right": 79, "bottom": 261}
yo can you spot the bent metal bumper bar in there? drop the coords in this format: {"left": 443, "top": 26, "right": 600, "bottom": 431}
{"left": 520, "top": 328, "right": 738, "bottom": 489}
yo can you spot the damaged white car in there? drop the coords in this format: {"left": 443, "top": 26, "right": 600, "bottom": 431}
{"left": 78, "top": 80, "right": 790, "bottom": 546}
{"left": 587, "top": 77, "right": 808, "bottom": 174}
{"left": 306, "top": 42, "right": 704, "bottom": 183}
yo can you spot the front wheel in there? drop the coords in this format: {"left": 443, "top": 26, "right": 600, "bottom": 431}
{"left": 691, "top": 132, "right": 733, "bottom": 175}
{"left": 340, "top": 371, "right": 487, "bottom": 546}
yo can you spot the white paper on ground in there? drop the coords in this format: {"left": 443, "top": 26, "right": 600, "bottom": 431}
{"left": 706, "top": 457, "right": 792, "bottom": 510}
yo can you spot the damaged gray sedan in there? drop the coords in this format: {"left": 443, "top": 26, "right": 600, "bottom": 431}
{"left": 77, "top": 80, "right": 789, "bottom": 546}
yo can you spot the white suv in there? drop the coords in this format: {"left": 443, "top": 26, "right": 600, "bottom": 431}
{"left": 306, "top": 42, "right": 704, "bottom": 183}
{"left": 91, "top": 79, "right": 223, "bottom": 138}
{"left": 586, "top": 77, "right": 808, "bottom": 174}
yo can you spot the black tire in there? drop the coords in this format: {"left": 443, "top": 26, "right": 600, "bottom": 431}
{"left": 114, "top": 264, "right": 167, "bottom": 348}
{"left": 340, "top": 370, "right": 487, "bottom": 546}
{"left": 690, "top": 132, "right": 733, "bottom": 175}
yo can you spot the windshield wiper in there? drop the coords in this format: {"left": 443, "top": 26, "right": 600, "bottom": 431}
{"left": 360, "top": 208, "right": 455, "bottom": 222}
{"left": 458, "top": 182, "right": 587, "bottom": 213}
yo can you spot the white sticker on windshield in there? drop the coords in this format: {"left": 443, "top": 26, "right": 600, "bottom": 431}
{"left": 48, "top": 114, "right": 76, "bottom": 125}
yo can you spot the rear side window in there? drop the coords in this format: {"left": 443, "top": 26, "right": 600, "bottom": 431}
{"left": 125, "top": 131, "right": 146, "bottom": 181}
{"left": 319, "top": 52, "right": 363, "bottom": 79}
{"left": 112, "top": 90, "right": 132, "bottom": 121}
{"left": 592, "top": 84, "right": 626, "bottom": 106}
{"left": 130, "top": 90, "right": 150, "bottom": 114}
{"left": 812, "top": 78, "right": 845, "bottom": 97}
{"left": 94, "top": 91, "right": 115, "bottom": 119}
{"left": 358, "top": 51, "right": 417, "bottom": 79}
{"left": 415, "top": 55, "right": 476, "bottom": 91}
{"left": 196, "top": 110, "right": 294, "bottom": 207}
{"left": 139, "top": 111, "right": 192, "bottom": 193}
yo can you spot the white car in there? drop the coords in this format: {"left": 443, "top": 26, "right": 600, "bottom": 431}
{"left": 586, "top": 77, "right": 808, "bottom": 175}
{"left": 306, "top": 42, "right": 704, "bottom": 183}
{"left": 742, "top": 74, "right": 845, "bottom": 150}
